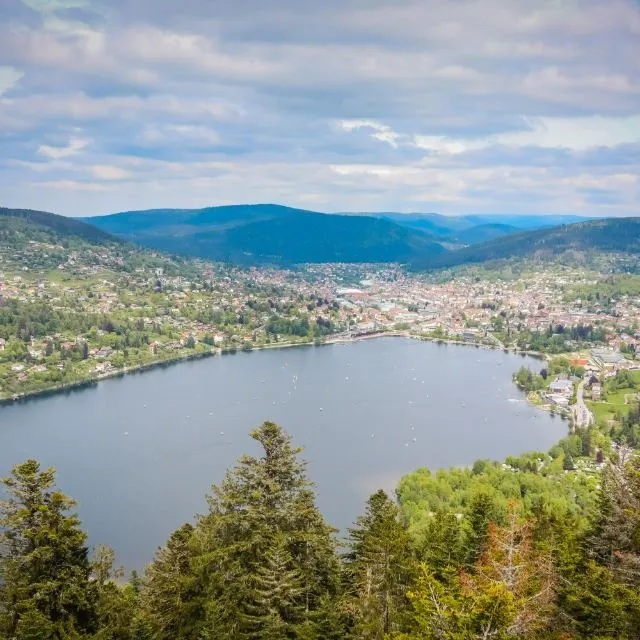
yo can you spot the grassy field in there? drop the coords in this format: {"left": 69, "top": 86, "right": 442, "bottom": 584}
{"left": 587, "top": 370, "right": 640, "bottom": 427}
{"left": 587, "top": 400, "right": 623, "bottom": 427}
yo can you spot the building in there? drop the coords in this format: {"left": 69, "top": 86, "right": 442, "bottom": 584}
{"left": 591, "top": 348, "right": 626, "bottom": 368}
{"left": 591, "top": 383, "right": 602, "bottom": 400}
{"left": 549, "top": 378, "right": 573, "bottom": 395}
{"left": 549, "top": 394, "right": 570, "bottom": 408}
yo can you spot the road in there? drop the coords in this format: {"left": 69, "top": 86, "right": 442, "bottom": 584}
{"left": 573, "top": 379, "right": 593, "bottom": 429}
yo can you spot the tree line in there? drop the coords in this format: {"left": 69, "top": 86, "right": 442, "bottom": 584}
{"left": 1, "top": 422, "right": 639, "bottom": 639}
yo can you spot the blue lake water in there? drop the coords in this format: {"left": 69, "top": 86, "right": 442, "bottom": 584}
{"left": 0, "top": 338, "right": 565, "bottom": 568}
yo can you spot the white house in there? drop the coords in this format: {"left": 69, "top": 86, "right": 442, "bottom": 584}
{"left": 549, "top": 378, "right": 573, "bottom": 395}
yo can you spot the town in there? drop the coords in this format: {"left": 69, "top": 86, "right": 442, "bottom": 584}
{"left": 2, "top": 235, "right": 639, "bottom": 415}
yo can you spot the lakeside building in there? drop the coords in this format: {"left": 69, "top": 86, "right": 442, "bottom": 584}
{"left": 590, "top": 348, "right": 627, "bottom": 368}
{"left": 549, "top": 378, "right": 573, "bottom": 395}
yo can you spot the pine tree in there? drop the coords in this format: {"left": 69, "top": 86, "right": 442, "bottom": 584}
{"left": 466, "top": 506, "right": 557, "bottom": 637}
{"left": 559, "top": 559, "right": 640, "bottom": 639}
{"left": 558, "top": 453, "right": 640, "bottom": 637}
{"left": 242, "top": 533, "right": 305, "bottom": 639}
{"left": 142, "top": 523, "right": 202, "bottom": 640}
{"left": 463, "top": 489, "right": 504, "bottom": 566}
{"left": 192, "top": 422, "right": 341, "bottom": 638}
{"left": 563, "top": 452, "right": 575, "bottom": 471}
{"left": 403, "top": 504, "right": 556, "bottom": 639}
{"left": 590, "top": 454, "right": 640, "bottom": 586}
{"left": 0, "top": 459, "right": 97, "bottom": 639}
{"left": 91, "top": 546, "right": 153, "bottom": 640}
{"left": 343, "top": 489, "right": 416, "bottom": 639}
{"left": 399, "top": 563, "right": 463, "bottom": 640}
{"left": 421, "top": 508, "right": 466, "bottom": 580}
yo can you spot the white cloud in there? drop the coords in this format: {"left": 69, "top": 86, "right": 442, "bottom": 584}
{"left": 412, "top": 114, "right": 640, "bottom": 153}
{"left": 34, "top": 179, "right": 109, "bottom": 191}
{"left": 0, "top": 66, "right": 24, "bottom": 97}
{"left": 119, "top": 27, "right": 282, "bottom": 79}
{"left": 90, "top": 165, "right": 131, "bottom": 180}
{"left": 412, "top": 136, "right": 469, "bottom": 155}
{"left": 20, "top": 0, "right": 88, "bottom": 14}
{"left": 337, "top": 120, "right": 386, "bottom": 132}
{"left": 495, "top": 115, "right": 640, "bottom": 150}
{"left": 37, "top": 137, "right": 90, "bottom": 158}
{"left": 336, "top": 120, "right": 401, "bottom": 148}
{"left": 2, "top": 0, "right": 640, "bottom": 216}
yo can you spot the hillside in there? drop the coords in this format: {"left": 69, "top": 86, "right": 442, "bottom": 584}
{"left": 85, "top": 204, "right": 446, "bottom": 264}
{"left": 412, "top": 217, "right": 640, "bottom": 270}
{"left": 83, "top": 203, "right": 296, "bottom": 238}
{"left": 462, "top": 213, "right": 591, "bottom": 230}
{"left": 1, "top": 207, "right": 118, "bottom": 245}
{"left": 377, "top": 212, "right": 470, "bottom": 237}
{"left": 373, "top": 212, "right": 589, "bottom": 244}
{"left": 452, "top": 222, "right": 518, "bottom": 245}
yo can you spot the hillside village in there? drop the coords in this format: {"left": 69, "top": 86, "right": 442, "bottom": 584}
{"left": 1, "top": 230, "right": 639, "bottom": 402}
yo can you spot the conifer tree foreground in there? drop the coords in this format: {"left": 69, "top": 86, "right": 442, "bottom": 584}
{"left": 188, "top": 421, "right": 343, "bottom": 638}
{"left": 343, "top": 489, "right": 416, "bottom": 638}
{"left": 0, "top": 460, "right": 97, "bottom": 639}
{"left": 3, "top": 424, "right": 640, "bottom": 639}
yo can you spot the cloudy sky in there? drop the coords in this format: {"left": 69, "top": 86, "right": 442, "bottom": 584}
{"left": 1, "top": 0, "right": 639, "bottom": 217}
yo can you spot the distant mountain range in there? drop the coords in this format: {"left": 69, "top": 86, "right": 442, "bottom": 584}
{"left": 3, "top": 204, "right": 638, "bottom": 269}
{"left": 411, "top": 217, "right": 640, "bottom": 270}
{"left": 83, "top": 205, "right": 446, "bottom": 264}
{"left": 83, "top": 204, "right": 599, "bottom": 265}
{"left": 453, "top": 223, "right": 520, "bottom": 245}
{"left": 377, "top": 212, "right": 590, "bottom": 237}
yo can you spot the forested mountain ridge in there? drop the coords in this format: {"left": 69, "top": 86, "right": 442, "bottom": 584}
{"left": 452, "top": 222, "right": 519, "bottom": 245}
{"left": 2, "top": 421, "right": 639, "bottom": 639}
{"left": 412, "top": 217, "right": 640, "bottom": 270}
{"left": 4, "top": 204, "right": 612, "bottom": 269}
{"left": 218, "top": 210, "right": 446, "bottom": 263}
{"left": 82, "top": 204, "right": 301, "bottom": 237}
{"left": 6, "top": 203, "right": 615, "bottom": 268}
{"left": 83, "top": 204, "right": 597, "bottom": 266}
{"left": 364, "top": 212, "right": 590, "bottom": 236}
{"left": 85, "top": 204, "right": 447, "bottom": 264}
{"left": 1, "top": 207, "right": 118, "bottom": 245}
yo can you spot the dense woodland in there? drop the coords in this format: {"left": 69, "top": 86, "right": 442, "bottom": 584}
{"left": 412, "top": 218, "right": 640, "bottom": 271}
{"left": 0, "top": 208, "right": 116, "bottom": 246}
{"left": 514, "top": 325, "right": 607, "bottom": 354}
{"left": 84, "top": 206, "right": 445, "bottom": 266}
{"left": 1, "top": 422, "right": 639, "bottom": 640}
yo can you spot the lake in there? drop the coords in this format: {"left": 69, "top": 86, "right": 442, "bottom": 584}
{"left": 0, "top": 338, "right": 565, "bottom": 568}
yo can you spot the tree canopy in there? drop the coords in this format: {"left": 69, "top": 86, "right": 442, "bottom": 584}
{"left": 2, "top": 422, "right": 640, "bottom": 639}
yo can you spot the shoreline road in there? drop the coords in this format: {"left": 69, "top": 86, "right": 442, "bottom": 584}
{"left": 573, "top": 379, "right": 594, "bottom": 429}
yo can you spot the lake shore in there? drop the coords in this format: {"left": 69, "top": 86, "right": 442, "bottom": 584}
{"left": 0, "top": 329, "right": 546, "bottom": 406}
{"left": 1, "top": 337, "right": 564, "bottom": 568}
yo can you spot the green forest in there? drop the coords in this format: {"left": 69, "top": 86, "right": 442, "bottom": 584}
{"left": 1, "top": 422, "right": 639, "bottom": 640}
